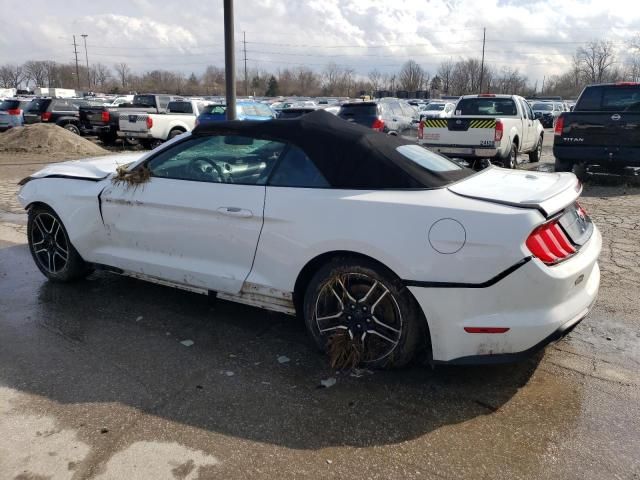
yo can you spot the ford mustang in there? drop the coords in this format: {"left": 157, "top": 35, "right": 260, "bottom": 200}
{"left": 17, "top": 111, "right": 601, "bottom": 368}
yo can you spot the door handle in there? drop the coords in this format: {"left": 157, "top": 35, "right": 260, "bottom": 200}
{"left": 218, "top": 206, "right": 253, "bottom": 218}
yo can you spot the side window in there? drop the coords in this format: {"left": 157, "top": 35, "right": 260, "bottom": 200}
{"left": 148, "top": 135, "right": 287, "bottom": 185}
{"left": 519, "top": 99, "right": 531, "bottom": 119}
{"left": 268, "top": 146, "right": 329, "bottom": 188}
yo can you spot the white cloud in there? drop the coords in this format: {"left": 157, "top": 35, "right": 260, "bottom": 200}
{"left": 1, "top": 0, "right": 639, "bottom": 84}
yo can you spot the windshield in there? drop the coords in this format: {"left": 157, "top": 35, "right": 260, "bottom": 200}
{"left": 456, "top": 98, "right": 517, "bottom": 116}
{"left": 0, "top": 100, "right": 20, "bottom": 111}
{"left": 203, "top": 105, "right": 226, "bottom": 115}
{"left": 532, "top": 103, "right": 553, "bottom": 111}
{"left": 425, "top": 103, "right": 445, "bottom": 111}
{"left": 339, "top": 104, "right": 378, "bottom": 116}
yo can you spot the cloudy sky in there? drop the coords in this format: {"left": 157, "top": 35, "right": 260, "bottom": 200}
{"left": 1, "top": 0, "right": 639, "bottom": 84}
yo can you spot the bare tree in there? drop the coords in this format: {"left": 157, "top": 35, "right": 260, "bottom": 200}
{"left": 0, "top": 64, "right": 26, "bottom": 89}
{"left": 398, "top": 60, "right": 425, "bottom": 92}
{"left": 368, "top": 69, "right": 383, "bottom": 93}
{"left": 437, "top": 59, "right": 455, "bottom": 94}
{"left": 114, "top": 62, "right": 130, "bottom": 89}
{"left": 23, "top": 61, "right": 48, "bottom": 87}
{"left": 91, "top": 63, "right": 112, "bottom": 88}
{"left": 574, "top": 41, "right": 616, "bottom": 83}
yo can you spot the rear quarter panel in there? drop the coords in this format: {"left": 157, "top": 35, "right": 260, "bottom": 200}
{"left": 248, "top": 187, "right": 544, "bottom": 293}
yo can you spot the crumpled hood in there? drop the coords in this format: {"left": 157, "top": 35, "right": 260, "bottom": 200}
{"left": 28, "top": 153, "right": 145, "bottom": 181}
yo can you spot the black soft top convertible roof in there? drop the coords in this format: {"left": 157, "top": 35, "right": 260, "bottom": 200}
{"left": 192, "top": 110, "right": 471, "bottom": 189}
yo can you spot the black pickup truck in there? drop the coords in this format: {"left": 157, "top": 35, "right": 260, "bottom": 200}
{"left": 553, "top": 82, "right": 640, "bottom": 177}
{"left": 79, "top": 94, "right": 183, "bottom": 144}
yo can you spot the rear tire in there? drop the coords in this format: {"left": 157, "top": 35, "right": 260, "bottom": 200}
{"left": 62, "top": 123, "right": 81, "bottom": 136}
{"left": 168, "top": 128, "right": 185, "bottom": 140}
{"left": 528, "top": 135, "right": 543, "bottom": 163}
{"left": 503, "top": 143, "right": 518, "bottom": 169}
{"left": 554, "top": 158, "right": 573, "bottom": 172}
{"left": 27, "top": 205, "right": 92, "bottom": 282}
{"left": 303, "top": 257, "right": 423, "bottom": 369}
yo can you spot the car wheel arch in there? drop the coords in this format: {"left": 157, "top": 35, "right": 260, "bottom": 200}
{"left": 292, "top": 250, "right": 432, "bottom": 350}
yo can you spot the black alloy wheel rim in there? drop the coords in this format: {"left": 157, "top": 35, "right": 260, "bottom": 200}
{"left": 31, "top": 213, "right": 69, "bottom": 274}
{"left": 314, "top": 273, "right": 403, "bottom": 363}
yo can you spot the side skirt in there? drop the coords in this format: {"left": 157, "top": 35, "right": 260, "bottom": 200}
{"left": 93, "top": 264, "right": 296, "bottom": 315}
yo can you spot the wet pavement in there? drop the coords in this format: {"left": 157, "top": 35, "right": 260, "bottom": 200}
{"left": 1, "top": 139, "right": 640, "bottom": 479}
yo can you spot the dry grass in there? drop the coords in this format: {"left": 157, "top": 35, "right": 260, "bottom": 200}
{"left": 112, "top": 164, "right": 151, "bottom": 189}
{"left": 327, "top": 331, "right": 363, "bottom": 370}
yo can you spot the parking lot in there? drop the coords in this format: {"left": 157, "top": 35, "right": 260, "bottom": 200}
{"left": 1, "top": 132, "right": 639, "bottom": 479}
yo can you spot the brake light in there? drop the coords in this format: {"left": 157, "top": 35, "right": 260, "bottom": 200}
{"left": 615, "top": 82, "right": 639, "bottom": 86}
{"left": 526, "top": 220, "right": 576, "bottom": 265}
{"left": 41, "top": 112, "right": 52, "bottom": 122}
{"left": 101, "top": 111, "right": 110, "bottom": 122}
{"left": 146, "top": 116, "right": 153, "bottom": 129}
{"left": 464, "top": 327, "right": 510, "bottom": 334}
{"left": 494, "top": 120, "right": 503, "bottom": 142}
{"left": 7, "top": 108, "right": 21, "bottom": 115}
{"left": 554, "top": 116, "right": 564, "bottom": 136}
{"left": 478, "top": 93, "right": 496, "bottom": 97}
{"left": 371, "top": 117, "right": 385, "bottom": 132}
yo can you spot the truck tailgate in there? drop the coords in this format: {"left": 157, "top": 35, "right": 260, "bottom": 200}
{"left": 558, "top": 112, "right": 640, "bottom": 147}
{"left": 422, "top": 117, "right": 497, "bottom": 145}
{"left": 119, "top": 113, "right": 149, "bottom": 135}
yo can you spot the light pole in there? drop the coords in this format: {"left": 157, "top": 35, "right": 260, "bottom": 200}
{"left": 224, "top": 0, "right": 236, "bottom": 120}
{"left": 81, "top": 34, "right": 90, "bottom": 90}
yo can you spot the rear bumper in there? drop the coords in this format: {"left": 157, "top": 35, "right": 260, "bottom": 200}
{"left": 409, "top": 225, "right": 602, "bottom": 363}
{"left": 118, "top": 131, "right": 152, "bottom": 138}
{"left": 421, "top": 143, "right": 499, "bottom": 159}
{"left": 554, "top": 145, "right": 640, "bottom": 168}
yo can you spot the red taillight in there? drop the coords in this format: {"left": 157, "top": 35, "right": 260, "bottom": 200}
{"left": 615, "top": 82, "right": 639, "bottom": 86}
{"left": 7, "top": 108, "right": 21, "bottom": 115}
{"left": 526, "top": 220, "right": 576, "bottom": 265}
{"left": 417, "top": 119, "right": 424, "bottom": 139}
{"left": 41, "top": 112, "right": 52, "bottom": 122}
{"left": 478, "top": 93, "right": 496, "bottom": 97}
{"left": 494, "top": 120, "right": 503, "bottom": 142}
{"left": 554, "top": 116, "right": 564, "bottom": 136}
{"left": 146, "top": 116, "right": 153, "bottom": 129}
{"left": 101, "top": 111, "right": 110, "bottom": 122}
{"left": 371, "top": 118, "right": 384, "bottom": 132}
{"left": 464, "top": 327, "right": 510, "bottom": 334}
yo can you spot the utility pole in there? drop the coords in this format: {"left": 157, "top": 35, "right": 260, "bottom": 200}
{"left": 72, "top": 35, "right": 81, "bottom": 91}
{"left": 81, "top": 34, "right": 90, "bottom": 90}
{"left": 541, "top": 76, "right": 546, "bottom": 95}
{"left": 479, "top": 27, "right": 486, "bottom": 93}
{"left": 243, "top": 31, "right": 248, "bottom": 97}
{"left": 224, "top": 0, "right": 236, "bottom": 120}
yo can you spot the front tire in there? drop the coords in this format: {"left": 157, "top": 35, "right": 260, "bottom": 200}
{"left": 303, "top": 257, "right": 422, "bottom": 369}
{"left": 27, "top": 205, "right": 91, "bottom": 282}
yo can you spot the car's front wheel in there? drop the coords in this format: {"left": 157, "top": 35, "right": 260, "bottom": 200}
{"left": 303, "top": 257, "right": 422, "bottom": 369}
{"left": 27, "top": 205, "right": 91, "bottom": 282}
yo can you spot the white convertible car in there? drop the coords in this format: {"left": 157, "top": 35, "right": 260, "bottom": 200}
{"left": 17, "top": 111, "right": 601, "bottom": 367}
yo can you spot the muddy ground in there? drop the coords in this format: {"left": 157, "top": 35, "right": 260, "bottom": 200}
{"left": 0, "top": 132, "right": 639, "bottom": 479}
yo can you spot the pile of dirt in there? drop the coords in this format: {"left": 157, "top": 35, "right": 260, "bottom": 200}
{"left": 0, "top": 124, "right": 107, "bottom": 156}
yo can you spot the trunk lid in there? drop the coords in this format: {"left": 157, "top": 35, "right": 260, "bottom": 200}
{"left": 448, "top": 166, "right": 581, "bottom": 217}
{"left": 119, "top": 112, "right": 149, "bottom": 133}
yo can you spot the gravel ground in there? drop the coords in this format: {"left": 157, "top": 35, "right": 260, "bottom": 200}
{"left": 0, "top": 134, "right": 639, "bottom": 479}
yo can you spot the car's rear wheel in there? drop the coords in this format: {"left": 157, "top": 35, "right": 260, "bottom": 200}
{"left": 27, "top": 205, "right": 91, "bottom": 282}
{"left": 554, "top": 158, "right": 573, "bottom": 172}
{"left": 62, "top": 123, "right": 81, "bottom": 135}
{"left": 303, "top": 257, "right": 422, "bottom": 369}
{"left": 504, "top": 143, "right": 518, "bottom": 169}
{"left": 168, "top": 128, "right": 184, "bottom": 140}
{"left": 528, "top": 135, "right": 543, "bottom": 163}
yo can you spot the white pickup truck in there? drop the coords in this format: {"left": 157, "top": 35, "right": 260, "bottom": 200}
{"left": 118, "top": 100, "right": 210, "bottom": 148}
{"left": 418, "top": 94, "right": 544, "bottom": 168}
